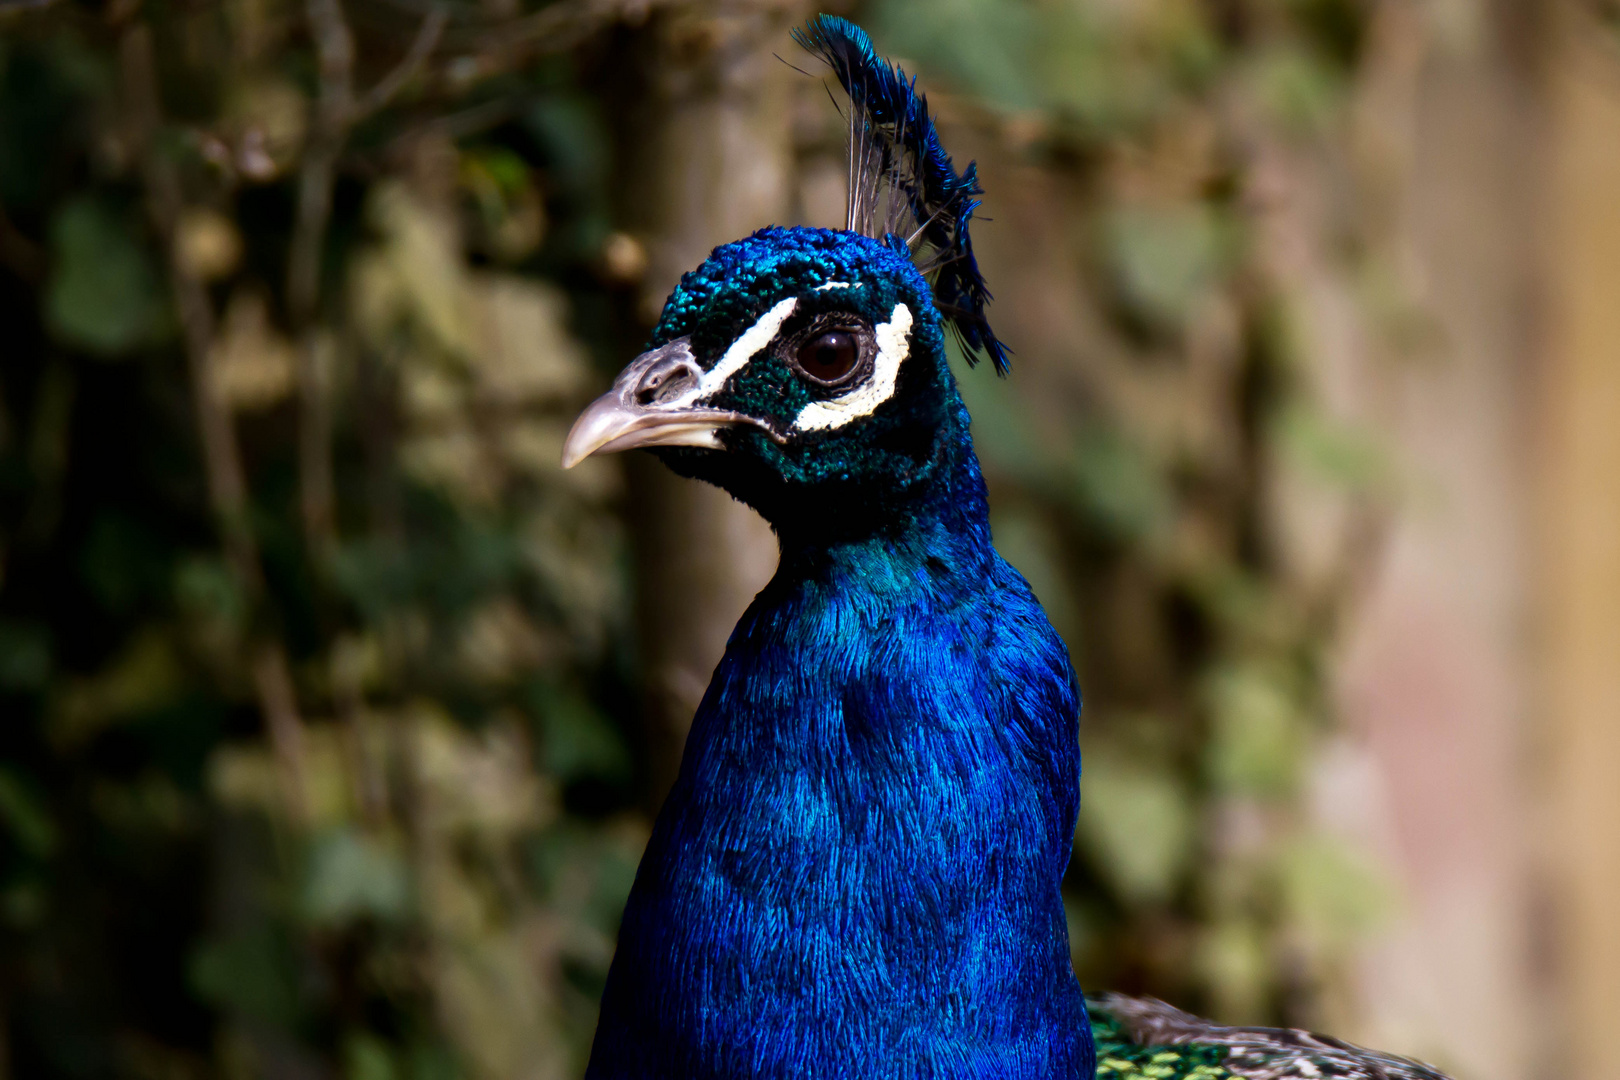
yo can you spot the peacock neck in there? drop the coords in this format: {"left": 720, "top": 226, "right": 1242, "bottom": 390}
{"left": 585, "top": 407, "right": 1093, "bottom": 1077}
{"left": 770, "top": 412, "right": 993, "bottom": 598}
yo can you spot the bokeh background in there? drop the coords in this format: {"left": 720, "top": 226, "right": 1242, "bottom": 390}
{"left": 1, "top": 0, "right": 1617, "bottom": 1077}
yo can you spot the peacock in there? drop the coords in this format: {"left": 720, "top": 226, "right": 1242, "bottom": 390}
{"left": 560, "top": 15, "right": 1453, "bottom": 1080}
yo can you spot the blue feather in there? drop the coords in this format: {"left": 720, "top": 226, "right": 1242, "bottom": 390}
{"left": 793, "top": 14, "right": 1011, "bottom": 375}
{"left": 583, "top": 225, "right": 1091, "bottom": 1078}
{"left": 586, "top": 425, "right": 1092, "bottom": 1077}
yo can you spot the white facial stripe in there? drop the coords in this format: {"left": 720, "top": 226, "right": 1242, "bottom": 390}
{"left": 814, "top": 281, "right": 859, "bottom": 292}
{"left": 792, "top": 302, "right": 913, "bottom": 433}
{"left": 668, "top": 296, "right": 799, "bottom": 407}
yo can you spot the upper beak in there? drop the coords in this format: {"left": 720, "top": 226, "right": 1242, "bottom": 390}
{"left": 560, "top": 338, "right": 773, "bottom": 469}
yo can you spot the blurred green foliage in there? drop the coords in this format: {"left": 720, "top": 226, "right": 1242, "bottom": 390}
{"left": 0, "top": 0, "right": 1402, "bottom": 1075}
{"left": 0, "top": 1, "right": 646, "bottom": 1074}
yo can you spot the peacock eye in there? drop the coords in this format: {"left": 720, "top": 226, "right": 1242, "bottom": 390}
{"left": 796, "top": 330, "right": 859, "bottom": 384}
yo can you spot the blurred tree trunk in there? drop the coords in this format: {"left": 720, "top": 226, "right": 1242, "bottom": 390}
{"left": 615, "top": 1, "right": 802, "bottom": 808}
{"left": 1299, "top": 1, "right": 1545, "bottom": 1074}
{"left": 1541, "top": 7, "right": 1620, "bottom": 1080}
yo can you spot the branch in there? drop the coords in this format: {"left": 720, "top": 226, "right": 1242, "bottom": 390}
{"left": 291, "top": 3, "right": 445, "bottom": 556}
{"left": 121, "top": 24, "right": 310, "bottom": 823}
{"left": 355, "top": 6, "right": 448, "bottom": 122}
{"left": 122, "top": 27, "right": 253, "bottom": 583}
{"left": 466, "top": 2, "right": 614, "bottom": 76}
{"left": 307, "top": 0, "right": 356, "bottom": 126}
{"left": 288, "top": 143, "right": 340, "bottom": 552}
{"left": 380, "top": 0, "right": 681, "bottom": 83}
{"left": 290, "top": 0, "right": 357, "bottom": 555}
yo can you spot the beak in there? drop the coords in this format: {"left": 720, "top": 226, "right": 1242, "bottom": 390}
{"left": 561, "top": 338, "right": 776, "bottom": 469}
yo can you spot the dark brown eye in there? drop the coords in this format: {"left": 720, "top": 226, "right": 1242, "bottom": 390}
{"left": 796, "top": 330, "right": 859, "bottom": 383}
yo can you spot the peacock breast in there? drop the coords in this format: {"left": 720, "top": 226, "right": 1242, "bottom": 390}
{"left": 586, "top": 550, "right": 1090, "bottom": 1076}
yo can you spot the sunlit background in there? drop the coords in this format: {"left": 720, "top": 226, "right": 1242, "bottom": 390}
{"left": 0, "top": 0, "right": 1617, "bottom": 1077}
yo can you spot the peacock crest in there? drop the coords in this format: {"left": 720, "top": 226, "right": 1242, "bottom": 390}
{"left": 794, "top": 14, "right": 1010, "bottom": 375}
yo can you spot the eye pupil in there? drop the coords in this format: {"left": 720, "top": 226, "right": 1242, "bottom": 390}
{"left": 798, "top": 330, "right": 858, "bottom": 382}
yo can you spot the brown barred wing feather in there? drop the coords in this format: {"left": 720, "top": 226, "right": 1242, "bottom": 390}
{"left": 1087, "top": 993, "right": 1454, "bottom": 1080}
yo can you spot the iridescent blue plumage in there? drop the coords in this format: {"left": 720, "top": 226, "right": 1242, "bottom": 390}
{"left": 582, "top": 227, "right": 1091, "bottom": 1076}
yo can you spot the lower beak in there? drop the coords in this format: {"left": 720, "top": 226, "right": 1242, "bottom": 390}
{"left": 560, "top": 338, "right": 772, "bottom": 469}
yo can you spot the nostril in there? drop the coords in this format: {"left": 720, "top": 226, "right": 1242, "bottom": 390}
{"left": 634, "top": 356, "right": 700, "bottom": 407}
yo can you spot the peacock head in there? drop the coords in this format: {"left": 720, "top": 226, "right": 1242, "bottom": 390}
{"left": 561, "top": 227, "right": 969, "bottom": 531}
{"left": 559, "top": 15, "right": 1007, "bottom": 538}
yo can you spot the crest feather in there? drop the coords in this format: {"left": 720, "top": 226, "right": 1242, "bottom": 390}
{"left": 793, "top": 15, "right": 1010, "bottom": 375}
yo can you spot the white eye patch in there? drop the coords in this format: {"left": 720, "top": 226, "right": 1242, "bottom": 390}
{"left": 668, "top": 296, "right": 801, "bottom": 409}
{"left": 792, "top": 302, "right": 913, "bottom": 432}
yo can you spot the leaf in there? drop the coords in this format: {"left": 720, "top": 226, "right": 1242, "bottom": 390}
{"left": 1197, "top": 915, "right": 1270, "bottom": 1022}
{"left": 89, "top": 773, "right": 193, "bottom": 834}
{"left": 0, "top": 620, "right": 51, "bottom": 690}
{"left": 460, "top": 148, "right": 546, "bottom": 263}
{"left": 212, "top": 289, "right": 297, "bottom": 411}
{"left": 1076, "top": 747, "right": 1194, "bottom": 905}
{"left": 0, "top": 36, "right": 110, "bottom": 208}
{"left": 527, "top": 681, "right": 630, "bottom": 785}
{"left": 45, "top": 197, "right": 166, "bottom": 355}
{"left": 1103, "top": 204, "right": 1230, "bottom": 328}
{"left": 190, "top": 926, "right": 302, "bottom": 1026}
{"left": 1247, "top": 45, "right": 1344, "bottom": 133}
{"left": 1274, "top": 403, "right": 1396, "bottom": 493}
{"left": 523, "top": 97, "right": 610, "bottom": 195}
{"left": 414, "top": 708, "right": 553, "bottom": 835}
{"left": 1, "top": 878, "right": 47, "bottom": 929}
{"left": 174, "top": 555, "right": 248, "bottom": 636}
{"left": 80, "top": 512, "right": 162, "bottom": 616}
{"left": 867, "top": 0, "right": 1041, "bottom": 111}
{"left": 465, "top": 274, "right": 587, "bottom": 404}
{"left": 0, "top": 766, "right": 57, "bottom": 856}
{"left": 207, "top": 743, "right": 282, "bottom": 813}
{"left": 51, "top": 629, "right": 186, "bottom": 747}
{"left": 405, "top": 1042, "right": 463, "bottom": 1080}
{"left": 345, "top": 1035, "right": 398, "bottom": 1080}
{"left": 363, "top": 183, "right": 470, "bottom": 356}
{"left": 174, "top": 208, "right": 242, "bottom": 281}
{"left": 1066, "top": 424, "right": 1174, "bottom": 543}
{"left": 457, "top": 598, "right": 554, "bottom": 685}
{"left": 225, "top": 76, "right": 308, "bottom": 177}
{"left": 303, "top": 827, "right": 410, "bottom": 926}
{"left": 1275, "top": 834, "right": 1394, "bottom": 949}
{"left": 1204, "top": 662, "right": 1305, "bottom": 797}
{"left": 1034, "top": 1, "right": 1205, "bottom": 135}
